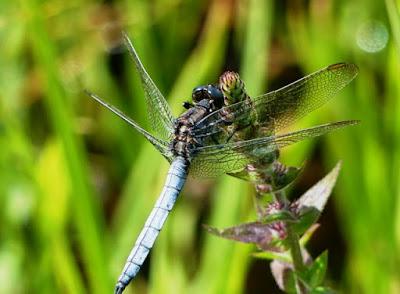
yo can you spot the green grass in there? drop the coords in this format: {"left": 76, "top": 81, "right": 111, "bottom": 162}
{"left": 0, "top": 0, "right": 399, "bottom": 293}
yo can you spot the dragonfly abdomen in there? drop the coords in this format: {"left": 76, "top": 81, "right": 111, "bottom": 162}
{"left": 115, "top": 157, "right": 189, "bottom": 294}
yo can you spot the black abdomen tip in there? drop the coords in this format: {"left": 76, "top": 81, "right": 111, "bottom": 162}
{"left": 115, "top": 282, "right": 126, "bottom": 294}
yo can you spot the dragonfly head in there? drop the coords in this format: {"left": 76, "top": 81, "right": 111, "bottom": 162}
{"left": 192, "top": 84, "right": 224, "bottom": 110}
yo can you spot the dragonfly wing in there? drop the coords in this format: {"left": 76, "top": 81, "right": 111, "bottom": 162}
{"left": 189, "top": 148, "right": 248, "bottom": 178}
{"left": 190, "top": 120, "right": 359, "bottom": 178}
{"left": 86, "top": 91, "right": 173, "bottom": 160}
{"left": 252, "top": 63, "right": 359, "bottom": 131}
{"left": 123, "top": 33, "right": 175, "bottom": 140}
{"left": 193, "top": 63, "right": 358, "bottom": 138}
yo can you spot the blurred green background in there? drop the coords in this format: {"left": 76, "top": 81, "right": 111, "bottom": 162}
{"left": 1, "top": 0, "right": 399, "bottom": 293}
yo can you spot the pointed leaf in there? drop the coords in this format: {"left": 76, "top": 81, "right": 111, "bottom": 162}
{"left": 262, "top": 210, "right": 297, "bottom": 224}
{"left": 298, "top": 161, "right": 342, "bottom": 211}
{"left": 252, "top": 251, "right": 291, "bottom": 262}
{"left": 203, "top": 222, "right": 283, "bottom": 251}
{"left": 306, "top": 251, "right": 328, "bottom": 288}
{"left": 271, "top": 163, "right": 303, "bottom": 191}
{"left": 293, "top": 209, "right": 320, "bottom": 237}
{"left": 299, "top": 224, "right": 320, "bottom": 246}
{"left": 270, "top": 259, "right": 297, "bottom": 293}
{"left": 229, "top": 162, "right": 303, "bottom": 193}
{"left": 310, "top": 286, "right": 336, "bottom": 294}
{"left": 271, "top": 250, "right": 314, "bottom": 292}
{"left": 293, "top": 161, "right": 342, "bottom": 234}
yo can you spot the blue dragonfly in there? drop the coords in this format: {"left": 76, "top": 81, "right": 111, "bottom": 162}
{"left": 87, "top": 33, "right": 358, "bottom": 293}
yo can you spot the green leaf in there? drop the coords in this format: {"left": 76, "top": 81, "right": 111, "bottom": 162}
{"left": 292, "top": 208, "right": 320, "bottom": 236}
{"left": 262, "top": 210, "right": 297, "bottom": 224}
{"left": 229, "top": 162, "right": 303, "bottom": 193}
{"left": 310, "top": 286, "right": 336, "bottom": 294}
{"left": 306, "top": 251, "right": 328, "bottom": 288}
{"left": 272, "top": 164, "right": 304, "bottom": 192}
{"left": 252, "top": 251, "right": 291, "bottom": 262}
{"left": 299, "top": 224, "right": 320, "bottom": 246}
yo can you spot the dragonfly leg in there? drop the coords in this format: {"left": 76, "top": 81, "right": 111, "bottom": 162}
{"left": 182, "top": 101, "right": 194, "bottom": 109}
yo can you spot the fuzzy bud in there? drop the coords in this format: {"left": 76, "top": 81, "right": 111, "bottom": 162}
{"left": 219, "top": 71, "right": 248, "bottom": 105}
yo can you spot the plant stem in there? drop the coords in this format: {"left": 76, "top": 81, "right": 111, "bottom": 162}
{"left": 273, "top": 190, "right": 306, "bottom": 293}
{"left": 286, "top": 225, "right": 305, "bottom": 273}
{"left": 274, "top": 190, "right": 289, "bottom": 206}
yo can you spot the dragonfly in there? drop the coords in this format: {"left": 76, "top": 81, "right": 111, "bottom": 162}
{"left": 86, "top": 33, "right": 358, "bottom": 294}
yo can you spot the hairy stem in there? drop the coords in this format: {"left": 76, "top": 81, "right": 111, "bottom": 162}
{"left": 273, "top": 190, "right": 306, "bottom": 293}
{"left": 274, "top": 190, "right": 289, "bottom": 206}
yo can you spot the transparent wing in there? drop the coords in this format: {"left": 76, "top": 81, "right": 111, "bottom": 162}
{"left": 86, "top": 91, "right": 173, "bottom": 160}
{"left": 123, "top": 33, "right": 175, "bottom": 140}
{"left": 189, "top": 120, "right": 359, "bottom": 178}
{"left": 193, "top": 63, "right": 358, "bottom": 139}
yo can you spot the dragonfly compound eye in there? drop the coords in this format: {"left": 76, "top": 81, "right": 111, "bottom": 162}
{"left": 192, "top": 84, "right": 224, "bottom": 108}
{"left": 192, "top": 86, "right": 210, "bottom": 102}
{"left": 206, "top": 85, "right": 224, "bottom": 109}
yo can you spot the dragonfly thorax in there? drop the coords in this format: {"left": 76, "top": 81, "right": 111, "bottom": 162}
{"left": 171, "top": 98, "right": 220, "bottom": 159}
{"left": 170, "top": 85, "right": 225, "bottom": 159}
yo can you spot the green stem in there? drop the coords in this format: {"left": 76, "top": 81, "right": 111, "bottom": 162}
{"left": 274, "top": 190, "right": 289, "bottom": 206}
{"left": 273, "top": 190, "right": 306, "bottom": 293}
{"left": 286, "top": 225, "right": 306, "bottom": 273}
